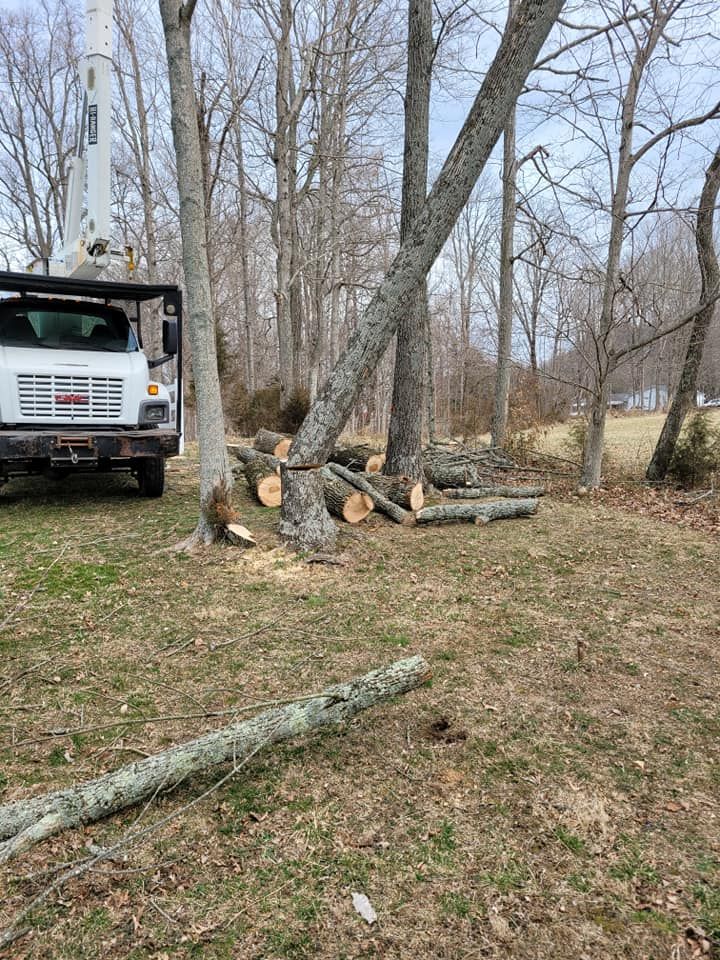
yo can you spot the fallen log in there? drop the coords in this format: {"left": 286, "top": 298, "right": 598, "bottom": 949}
{"left": 366, "top": 473, "right": 424, "bottom": 511}
{"left": 444, "top": 485, "right": 545, "bottom": 499}
{"left": 423, "top": 460, "right": 480, "bottom": 489}
{"left": 415, "top": 498, "right": 538, "bottom": 525}
{"left": 228, "top": 444, "right": 282, "bottom": 474}
{"left": 320, "top": 467, "right": 374, "bottom": 524}
{"left": 0, "top": 656, "right": 430, "bottom": 863}
{"left": 254, "top": 428, "right": 292, "bottom": 458}
{"left": 331, "top": 444, "right": 386, "bottom": 473}
{"left": 328, "top": 462, "right": 415, "bottom": 525}
{"left": 245, "top": 459, "right": 282, "bottom": 507}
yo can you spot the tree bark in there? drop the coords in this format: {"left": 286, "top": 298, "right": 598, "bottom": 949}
{"left": 0, "top": 657, "right": 431, "bottom": 863}
{"left": 320, "top": 468, "right": 374, "bottom": 523}
{"left": 159, "top": 0, "right": 232, "bottom": 545}
{"left": 245, "top": 459, "right": 282, "bottom": 507}
{"left": 281, "top": 0, "right": 565, "bottom": 549}
{"left": 328, "top": 463, "right": 416, "bottom": 525}
{"left": 444, "top": 484, "right": 545, "bottom": 498}
{"left": 416, "top": 499, "right": 538, "bottom": 524}
{"left": 365, "top": 473, "right": 425, "bottom": 511}
{"left": 330, "top": 444, "right": 386, "bottom": 473}
{"left": 385, "top": 0, "right": 432, "bottom": 482}
{"left": 647, "top": 143, "right": 720, "bottom": 481}
{"left": 228, "top": 445, "right": 282, "bottom": 473}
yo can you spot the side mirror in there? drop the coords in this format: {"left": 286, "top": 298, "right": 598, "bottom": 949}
{"left": 163, "top": 318, "right": 178, "bottom": 356}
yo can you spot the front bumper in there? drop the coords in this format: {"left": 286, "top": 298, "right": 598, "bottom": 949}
{"left": 0, "top": 428, "right": 180, "bottom": 469}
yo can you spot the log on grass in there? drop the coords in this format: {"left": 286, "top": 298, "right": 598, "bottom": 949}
{"left": 320, "top": 467, "right": 374, "bottom": 524}
{"left": 366, "top": 473, "right": 424, "bottom": 511}
{"left": 444, "top": 485, "right": 545, "bottom": 499}
{"left": 254, "top": 428, "right": 292, "bottom": 458}
{"left": 423, "top": 460, "right": 480, "bottom": 489}
{"left": 0, "top": 656, "right": 431, "bottom": 863}
{"left": 328, "top": 462, "right": 415, "bottom": 525}
{"left": 245, "top": 458, "right": 282, "bottom": 507}
{"left": 331, "top": 444, "right": 386, "bottom": 473}
{"left": 415, "top": 498, "right": 538, "bottom": 525}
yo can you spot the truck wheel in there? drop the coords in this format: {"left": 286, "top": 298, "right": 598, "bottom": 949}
{"left": 138, "top": 457, "right": 165, "bottom": 498}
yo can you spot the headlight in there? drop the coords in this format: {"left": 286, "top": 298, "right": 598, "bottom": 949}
{"left": 139, "top": 401, "right": 169, "bottom": 425}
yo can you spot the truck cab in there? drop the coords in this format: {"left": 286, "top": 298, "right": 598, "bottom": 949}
{"left": 0, "top": 271, "right": 183, "bottom": 497}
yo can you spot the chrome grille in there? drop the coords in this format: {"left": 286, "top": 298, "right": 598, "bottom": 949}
{"left": 17, "top": 374, "right": 124, "bottom": 420}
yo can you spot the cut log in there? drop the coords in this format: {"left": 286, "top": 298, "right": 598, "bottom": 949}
{"left": 423, "top": 460, "right": 480, "bottom": 489}
{"left": 225, "top": 523, "right": 256, "bottom": 548}
{"left": 366, "top": 473, "right": 424, "bottom": 511}
{"left": 320, "top": 467, "right": 374, "bottom": 524}
{"left": 331, "top": 444, "right": 386, "bottom": 473}
{"left": 228, "top": 444, "right": 282, "bottom": 474}
{"left": 244, "top": 459, "right": 282, "bottom": 507}
{"left": 444, "top": 485, "right": 545, "bottom": 499}
{"left": 0, "top": 656, "right": 431, "bottom": 863}
{"left": 254, "top": 428, "right": 292, "bottom": 458}
{"left": 328, "top": 462, "right": 415, "bottom": 525}
{"left": 415, "top": 498, "right": 538, "bottom": 524}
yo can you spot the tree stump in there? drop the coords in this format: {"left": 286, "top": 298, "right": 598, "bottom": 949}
{"left": 279, "top": 466, "right": 338, "bottom": 552}
{"left": 254, "top": 428, "right": 292, "bottom": 458}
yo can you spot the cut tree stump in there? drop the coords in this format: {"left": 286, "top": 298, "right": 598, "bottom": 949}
{"left": 0, "top": 656, "right": 431, "bottom": 863}
{"left": 331, "top": 444, "right": 386, "bottom": 473}
{"left": 320, "top": 468, "right": 374, "bottom": 523}
{"left": 444, "top": 485, "right": 545, "bottom": 499}
{"left": 328, "top": 462, "right": 415, "bottom": 525}
{"left": 415, "top": 498, "right": 538, "bottom": 524}
{"left": 244, "top": 459, "right": 282, "bottom": 507}
{"left": 225, "top": 523, "right": 256, "bottom": 548}
{"left": 366, "top": 473, "right": 424, "bottom": 511}
{"left": 254, "top": 428, "right": 292, "bottom": 458}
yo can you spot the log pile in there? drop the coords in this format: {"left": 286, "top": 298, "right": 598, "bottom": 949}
{"left": 226, "top": 436, "right": 545, "bottom": 531}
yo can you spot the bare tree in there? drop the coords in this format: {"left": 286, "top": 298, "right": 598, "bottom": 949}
{"left": 279, "top": 0, "right": 565, "bottom": 551}
{"left": 158, "top": 0, "right": 233, "bottom": 545}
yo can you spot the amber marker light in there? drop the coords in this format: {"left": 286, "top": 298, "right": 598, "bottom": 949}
{"left": 148, "top": 384, "right": 159, "bottom": 396}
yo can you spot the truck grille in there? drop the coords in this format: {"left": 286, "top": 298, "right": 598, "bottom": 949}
{"left": 17, "top": 375, "right": 124, "bottom": 420}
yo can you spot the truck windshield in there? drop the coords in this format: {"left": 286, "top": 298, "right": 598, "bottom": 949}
{"left": 0, "top": 303, "right": 138, "bottom": 352}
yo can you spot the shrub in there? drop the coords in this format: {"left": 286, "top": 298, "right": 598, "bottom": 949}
{"left": 668, "top": 412, "right": 720, "bottom": 488}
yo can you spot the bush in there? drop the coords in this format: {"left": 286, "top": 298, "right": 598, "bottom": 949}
{"left": 668, "top": 412, "right": 720, "bottom": 488}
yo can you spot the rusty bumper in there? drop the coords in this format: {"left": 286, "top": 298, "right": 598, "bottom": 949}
{"left": 0, "top": 429, "right": 180, "bottom": 466}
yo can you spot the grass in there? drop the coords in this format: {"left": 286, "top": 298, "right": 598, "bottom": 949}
{"left": 0, "top": 439, "right": 719, "bottom": 959}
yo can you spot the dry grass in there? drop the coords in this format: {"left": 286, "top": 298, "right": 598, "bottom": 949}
{"left": 0, "top": 456, "right": 719, "bottom": 959}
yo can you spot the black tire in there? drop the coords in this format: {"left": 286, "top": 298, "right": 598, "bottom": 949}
{"left": 137, "top": 457, "right": 165, "bottom": 498}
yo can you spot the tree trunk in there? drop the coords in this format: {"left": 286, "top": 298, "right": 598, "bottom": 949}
{"left": 158, "top": 0, "right": 232, "bottom": 546}
{"left": 328, "top": 463, "right": 416, "bottom": 525}
{"left": 281, "top": 0, "right": 564, "bottom": 549}
{"left": 416, "top": 499, "right": 538, "bottom": 524}
{"left": 490, "top": 0, "right": 517, "bottom": 448}
{"left": 0, "top": 657, "right": 431, "bottom": 864}
{"left": 647, "top": 143, "right": 720, "bottom": 481}
{"left": 385, "top": 0, "right": 432, "bottom": 482}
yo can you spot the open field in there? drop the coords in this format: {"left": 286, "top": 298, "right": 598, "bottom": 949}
{"left": 536, "top": 409, "right": 720, "bottom": 478}
{"left": 1, "top": 453, "right": 719, "bottom": 959}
